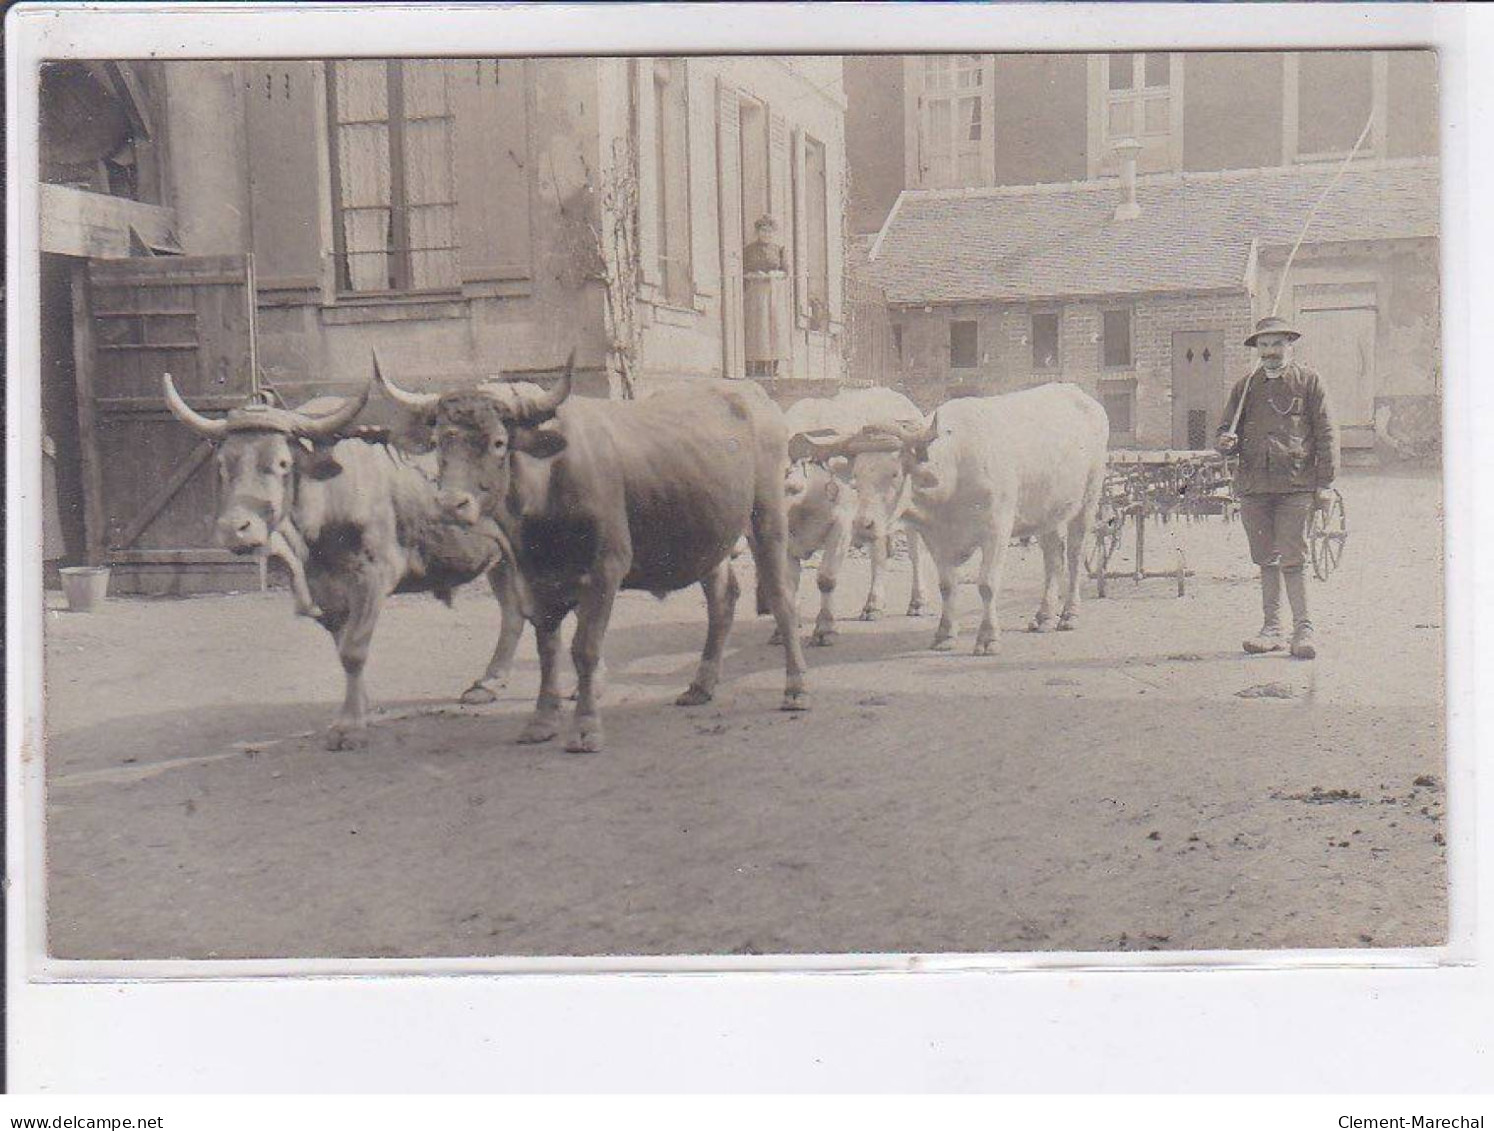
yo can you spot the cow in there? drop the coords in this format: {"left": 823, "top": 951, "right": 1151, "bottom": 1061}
{"left": 779, "top": 387, "right": 929, "bottom": 645}
{"left": 828, "top": 383, "right": 1109, "bottom": 654}
{"left": 374, "top": 353, "right": 810, "bottom": 754}
{"left": 163, "top": 373, "right": 525, "bottom": 749}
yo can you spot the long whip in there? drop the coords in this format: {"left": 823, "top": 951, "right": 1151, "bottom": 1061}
{"left": 1227, "top": 110, "right": 1376, "bottom": 439}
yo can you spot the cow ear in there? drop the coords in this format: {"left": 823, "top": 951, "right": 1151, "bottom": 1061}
{"left": 512, "top": 425, "right": 567, "bottom": 460}
{"left": 294, "top": 442, "right": 345, "bottom": 481}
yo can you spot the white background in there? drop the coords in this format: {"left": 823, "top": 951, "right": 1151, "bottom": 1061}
{"left": 6, "top": 1, "right": 1491, "bottom": 1097}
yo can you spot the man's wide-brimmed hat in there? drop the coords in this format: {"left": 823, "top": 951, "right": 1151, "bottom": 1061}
{"left": 1244, "top": 315, "right": 1302, "bottom": 347}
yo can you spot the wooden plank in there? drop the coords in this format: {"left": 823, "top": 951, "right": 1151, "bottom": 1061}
{"left": 110, "top": 440, "right": 215, "bottom": 551}
{"left": 40, "top": 185, "right": 179, "bottom": 259}
{"left": 70, "top": 262, "right": 108, "bottom": 566}
{"left": 97, "top": 396, "right": 247, "bottom": 414}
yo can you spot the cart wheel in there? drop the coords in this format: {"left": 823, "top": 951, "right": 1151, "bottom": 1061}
{"left": 1086, "top": 497, "right": 1123, "bottom": 580}
{"left": 1309, "top": 489, "right": 1348, "bottom": 581}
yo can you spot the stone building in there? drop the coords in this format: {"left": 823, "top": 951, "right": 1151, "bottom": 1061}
{"left": 847, "top": 50, "right": 1441, "bottom": 460}
{"left": 39, "top": 56, "right": 848, "bottom": 590}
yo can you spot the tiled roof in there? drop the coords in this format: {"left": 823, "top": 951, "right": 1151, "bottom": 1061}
{"left": 865, "top": 158, "right": 1439, "bottom": 305}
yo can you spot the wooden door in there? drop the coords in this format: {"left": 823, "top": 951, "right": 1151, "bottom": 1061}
{"left": 1294, "top": 284, "right": 1377, "bottom": 448}
{"left": 1171, "top": 329, "right": 1226, "bottom": 450}
{"left": 72, "top": 254, "right": 262, "bottom": 595}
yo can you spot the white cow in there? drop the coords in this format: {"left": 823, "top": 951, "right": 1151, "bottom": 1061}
{"left": 846, "top": 384, "right": 1109, "bottom": 654}
{"left": 779, "top": 387, "right": 928, "bottom": 645}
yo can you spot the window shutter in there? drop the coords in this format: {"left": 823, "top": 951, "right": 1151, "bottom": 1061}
{"left": 791, "top": 125, "right": 809, "bottom": 321}
{"left": 452, "top": 59, "right": 532, "bottom": 283}
{"left": 826, "top": 140, "right": 843, "bottom": 327}
{"left": 717, "top": 80, "right": 745, "bottom": 378}
{"left": 242, "top": 62, "right": 324, "bottom": 291}
{"left": 768, "top": 109, "right": 791, "bottom": 335}
{"left": 635, "top": 59, "right": 662, "bottom": 288}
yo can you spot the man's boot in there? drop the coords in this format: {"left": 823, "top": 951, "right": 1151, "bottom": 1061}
{"left": 1243, "top": 564, "right": 1285, "bottom": 653}
{"left": 1283, "top": 564, "right": 1316, "bottom": 659}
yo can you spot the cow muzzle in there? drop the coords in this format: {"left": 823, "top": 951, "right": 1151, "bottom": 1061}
{"left": 437, "top": 489, "right": 482, "bottom": 527}
{"left": 217, "top": 510, "right": 270, "bottom": 553}
{"left": 851, "top": 514, "right": 882, "bottom": 547}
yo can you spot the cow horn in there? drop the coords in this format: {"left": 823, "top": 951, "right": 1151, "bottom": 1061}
{"left": 372, "top": 349, "right": 439, "bottom": 413}
{"left": 514, "top": 349, "right": 574, "bottom": 423}
{"left": 295, "top": 376, "right": 373, "bottom": 438}
{"left": 162, "top": 372, "right": 229, "bottom": 439}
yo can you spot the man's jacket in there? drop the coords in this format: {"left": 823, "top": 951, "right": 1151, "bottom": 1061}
{"left": 1218, "top": 362, "right": 1339, "bottom": 495}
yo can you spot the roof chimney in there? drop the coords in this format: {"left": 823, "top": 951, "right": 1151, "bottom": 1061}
{"left": 1113, "top": 138, "right": 1144, "bottom": 222}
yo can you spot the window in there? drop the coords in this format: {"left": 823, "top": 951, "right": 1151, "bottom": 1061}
{"left": 949, "top": 320, "right": 979, "bottom": 369}
{"left": 1102, "top": 308, "right": 1133, "bottom": 368}
{"left": 1031, "top": 311, "right": 1060, "bottom": 370}
{"left": 921, "top": 54, "right": 985, "bottom": 187}
{"left": 1101, "top": 382, "right": 1135, "bottom": 436}
{"left": 1296, "top": 51, "right": 1377, "bottom": 159}
{"left": 892, "top": 324, "right": 904, "bottom": 366}
{"left": 804, "top": 135, "right": 830, "bottom": 330}
{"left": 328, "top": 60, "right": 459, "bottom": 294}
{"left": 738, "top": 96, "right": 770, "bottom": 244}
{"left": 653, "top": 59, "right": 693, "bottom": 306}
{"left": 1105, "top": 52, "right": 1172, "bottom": 142}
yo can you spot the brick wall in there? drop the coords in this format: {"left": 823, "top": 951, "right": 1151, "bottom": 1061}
{"left": 888, "top": 289, "right": 1255, "bottom": 445}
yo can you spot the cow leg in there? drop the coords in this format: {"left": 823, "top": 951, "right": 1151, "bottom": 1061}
{"left": 267, "top": 526, "right": 320, "bottom": 618}
{"left": 1058, "top": 513, "right": 1087, "bottom": 630}
{"left": 1029, "top": 531, "right": 1064, "bottom": 632}
{"left": 460, "top": 564, "right": 526, "bottom": 705}
{"left": 768, "top": 553, "right": 802, "bottom": 646}
{"left": 325, "top": 571, "right": 389, "bottom": 750}
{"left": 859, "top": 529, "right": 887, "bottom": 621}
{"left": 974, "top": 531, "right": 1012, "bottom": 656}
{"left": 811, "top": 520, "right": 851, "bottom": 645}
{"left": 678, "top": 560, "right": 740, "bottom": 706}
{"left": 566, "top": 568, "right": 624, "bottom": 753}
{"left": 750, "top": 499, "right": 810, "bottom": 711}
{"left": 517, "top": 610, "right": 566, "bottom": 745}
{"left": 906, "top": 530, "right": 927, "bottom": 617}
{"left": 931, "top": 558, "right": 960, "bottom": 651}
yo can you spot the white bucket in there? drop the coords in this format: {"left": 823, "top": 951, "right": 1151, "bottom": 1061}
{"left": 59, "top": 566, "right": 111, "bottom": 612}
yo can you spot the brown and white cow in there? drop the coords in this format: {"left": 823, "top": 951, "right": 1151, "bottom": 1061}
{"left": 842, "top": 383, "right": 1109, "bottom": 654}
{"left": 376, "top": 353, "right": 809, "bottom": 754}
{"left": 780, "top": 387, "right": 928, "bottom": 645}
{"left": 164, "top": 374, "right": 523, "bottom": 749}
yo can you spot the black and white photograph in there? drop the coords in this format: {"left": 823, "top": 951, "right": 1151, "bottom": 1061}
{"left": 9, "top": 0, "right": 1492, "bottom": 1099}
{"left": 26, "top": 42, "right": 1448, "bottom": 962}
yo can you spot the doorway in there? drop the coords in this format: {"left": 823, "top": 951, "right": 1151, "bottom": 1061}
{"left": 1171, "top": 329, "right": 1227, "bottom": 450}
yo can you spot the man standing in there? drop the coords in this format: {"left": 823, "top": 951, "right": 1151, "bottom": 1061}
{"left": 1217, "top": 315, "right": 1339, "bottom": 659}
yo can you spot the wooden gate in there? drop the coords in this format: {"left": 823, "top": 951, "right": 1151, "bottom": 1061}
{"left": 72, "top": 254, "right": 263, "bottom": 595}
{"left": 1293, "top": 283, "right": 1378, "bottom": 450}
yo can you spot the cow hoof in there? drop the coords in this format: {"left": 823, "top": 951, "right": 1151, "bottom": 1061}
{"left": 768, "top": 630, "right": 784, "bottom": 646}
{"left": 324, "top": 725, "right": 367, "bottom": 751}
{"left": 780, "top": 690, "right": 810, "bottom": 712}
{"left": 809, "top": 627, "right": 837, "bottom": 647}
{"left": 565, "top": 723, "right": 603, "bottom": 754}
{"left": 675, "top": 685, "right": 713, "bottom": 707}
{"left": 296, "top": 604, "right": 325, "bottom": 620}
{"left": 1057, "top": 615, "right": 1078, "bottom": 632}
{"left": 906, "top": 601, "right": 926, "bottom": 618}
{"left": 1027, "top": 615, "right": 1054, "bottom": 633}
{"left": 859, "top": 607, "right": 883, "bottom": 622}
{"left": 459, "top": 681, "right": 500, "bottom": 706}
{"left": 930, "top": 636, "right": 957, "bottom": 652}
{"left": 516, "top": 718, "right": 560, "bottom": 745}
{"left": 974, "top": 638, "right": 999, "bottom": 656}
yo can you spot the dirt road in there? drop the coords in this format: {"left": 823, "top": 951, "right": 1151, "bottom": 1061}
{"left": 42, "top": 471, "right": 1446, "bottom": 959}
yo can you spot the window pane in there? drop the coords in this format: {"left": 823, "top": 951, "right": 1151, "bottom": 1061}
{"left": 1103, "top": 310, "right": 1132, "bottom": 367}
{"left": 806, "top": 137, "right": 829, "bottom": 322}
{"left": 927, "top": 99, "right": 952, "bottom": 154}
{"left": 1299, "top": 51, "right": 1374, "bottom": 155}
{"left": 1102, "top": 390, "right": 1134, "bottom": 434}
{"left": 950, "top": 320, "right": 978, "bottom": 369}
{"left": 656, "top": 60, "right": 692, "bottom": 305}
{"left": 1107, "top": 100, "right": 1135, "bottom": 138}
{"left": 956, "top": 55, "right": 983, "bottom": 88}
{"left": 924, "top": 56, "right": 951, "bottom": 93}
{"left": 1108, "top": 53, "right": 1134, "bottom": 91}
{"left": 892, "top": 324, "right": 903, "bottom": 364}
{"left": 1144, "top": 52, "right": 1170, "bottom": 88}
{"left": 1142, "top": 97, "right": 1170, "bottom": 135}
{"left": 1032, "top": 312, "right": 1059, "bottom": 369}
{"left": 961, "top": 96, "right": 982, "bottom": 142}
